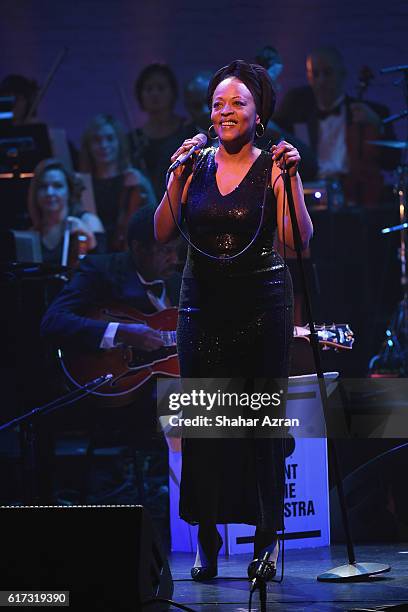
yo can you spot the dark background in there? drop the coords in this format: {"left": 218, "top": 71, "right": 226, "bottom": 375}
{"left": 1, "top": 0, "right": 407, "bottom": 145}
{"left": 1, "top": 0, "right": 408, "bottom": 542}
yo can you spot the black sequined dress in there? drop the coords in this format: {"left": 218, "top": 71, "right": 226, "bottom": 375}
{"left": 177, "top": 147, "right": 293, "bottom": 530}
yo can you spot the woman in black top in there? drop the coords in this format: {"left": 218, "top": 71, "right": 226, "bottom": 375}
{"left": 130, "top": 63, "right": 197, "bottom": 201}
{"left": 80, "top": 114, "right": 155, "bottom": 251}
{"left": 155, "top": 60, "right": 313, "bottom": 580}
{"left": 28, "top": 158, "right": 104, "bottom": 264}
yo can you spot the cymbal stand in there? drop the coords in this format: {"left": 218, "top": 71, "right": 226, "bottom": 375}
{"left": 369, "top": 65, "right": 408, "bottom": 375}
{"left": 373, "top": 166, "right": 408, "bottom": 374}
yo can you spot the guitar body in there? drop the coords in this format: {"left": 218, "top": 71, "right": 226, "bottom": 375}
{"left": 58, "top": 302, "right": 354, "bottom": 407}
{"left": 59, "top": 305, "right": 180, "bottom": 407}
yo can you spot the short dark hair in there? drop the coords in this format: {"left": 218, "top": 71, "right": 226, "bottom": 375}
{"left": 207, "top": 59, "right": 276, "bottom": 127}
{"left": 0, "top": 74, "right": 39, "bottom": 100}
{"left": 127, "top": 205, "right": 156, "bottom": 248}
{"left": 0, "top": 74, "right": 39, "bottom": 119}
{"left": 134, "top": 63, "right": 178, "bottom": 110}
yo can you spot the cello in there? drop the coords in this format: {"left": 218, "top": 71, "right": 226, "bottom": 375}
{"left": 345, "top": 66, "right": 384, "bottom": 208}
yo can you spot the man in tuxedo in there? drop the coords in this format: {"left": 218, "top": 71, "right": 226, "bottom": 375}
{"left": 41, "top": 205, "right": 181, "bottom": 452}
{"left": 41, "top": 206, "right": 180, "bottom": 351}
{"left": 39, "top": 206, "right": 182, "bottom": 506}
{"left": 273, "top": 46, "right": 399, "bottom": 206}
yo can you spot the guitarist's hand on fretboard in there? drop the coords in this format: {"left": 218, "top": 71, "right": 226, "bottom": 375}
{"left": 116, "top": 323, "right": 165, "bottom": 351}
{"left": 59, "top": 305, "right": 352, "bottom": 408}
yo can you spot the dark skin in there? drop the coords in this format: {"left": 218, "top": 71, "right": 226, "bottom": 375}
{"left": 115, "top": 239, "right": 179, "bottom": 350}
{"left": 155, "top": 77, "right": 313, "bottom": 251}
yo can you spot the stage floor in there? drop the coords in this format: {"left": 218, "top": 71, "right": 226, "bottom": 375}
{"left": 168, "top": 543, "right": 408, "bottom": 611}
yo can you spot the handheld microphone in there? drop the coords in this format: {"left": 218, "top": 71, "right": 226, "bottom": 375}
{"left": 168, "top": 133, "right": 207, "bottom": 172}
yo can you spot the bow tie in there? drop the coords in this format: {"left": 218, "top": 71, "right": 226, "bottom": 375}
{"left": 144, "top": 281, "right": 164, "bottom": 298}
{"left": 317, "top": 104, "right": 343, "bottom": 120}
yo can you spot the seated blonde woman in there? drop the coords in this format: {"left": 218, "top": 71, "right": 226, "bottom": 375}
{"left": 28, "top": 158, "right": 105, "bottom": 264}
{"left": 80, "top": 113, "right": 155, "bottom": 252}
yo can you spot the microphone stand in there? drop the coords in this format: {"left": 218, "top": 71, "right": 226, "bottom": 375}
{"left": 1, "top": 374, "right": 112, "bottom": 504}
{"left": 282, "top": 167, "right": 390, "bottom": 581}
{"left": 249, "top": 552, "right": 275, "bottom": 612}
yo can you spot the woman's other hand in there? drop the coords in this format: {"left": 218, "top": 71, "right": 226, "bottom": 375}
{"left": 271, "top": 141, "right": 300, "bottom": 177}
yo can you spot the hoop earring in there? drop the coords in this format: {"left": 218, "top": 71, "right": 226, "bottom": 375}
{"left": 255, "top": 123, "right": 265, "bottom": 138}
{"left": 208, "top": 124, "right": 218, "bottom": 140}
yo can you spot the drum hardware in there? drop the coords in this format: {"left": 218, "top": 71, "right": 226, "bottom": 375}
{"left": 303, "top": 178, "right": 346, "bottom": 211}
{"left": 368, "top": 164, "right": 408, "bottom": 376}
{"left": 368, "top": 63, "right": 408, "bottom": 375}
{"left": 367, "top": 139, "right": 408, "bottom": 149}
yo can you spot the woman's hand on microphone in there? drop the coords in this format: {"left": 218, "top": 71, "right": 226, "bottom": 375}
{"left": 170, "top": 137, "right": 203, "bottom": 179}
{"left": 271, "top": 141, "right": 301, "bottom": 177}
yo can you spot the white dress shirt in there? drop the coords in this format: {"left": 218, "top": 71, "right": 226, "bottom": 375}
{"left": 99, "top": 272, "right": 168, "bottom": 349}
{"left": 317, "top": 95, "right": 348, "bottom": 178}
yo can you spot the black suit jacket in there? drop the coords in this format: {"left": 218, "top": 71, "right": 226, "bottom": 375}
{"left": 273, "top": 86, "right": 400, "bottom": 171}
{"left": 41, "top": 252, "right": 181, "bottom": 351}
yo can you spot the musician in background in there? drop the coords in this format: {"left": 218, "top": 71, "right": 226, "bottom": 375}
{"left": 129, "top": 63, "right": 196, "bottom": 200}
{"left": 0, "top": 74, "right": 79, "bottom": 169}
{"left": 273, "top": 46, "right": 400, "bottom": 206}
{"left": 28, "top": 158, "right": 105, "bottom": 264}
{"left": 0, "top": 74, "right": 39, "bottom": 125}
{"left": 41, "top": 204, "right": 180, "bottom": 440}
{"left": 40, "top": 205, "right": 180, "bottom": 351}
{"left": 40, "top": 206, "right": 181, "bottom": 506}
{"left": 80, "top": 113, "right": 155, "bottom": 252}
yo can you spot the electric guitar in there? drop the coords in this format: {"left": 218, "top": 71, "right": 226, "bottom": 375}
{"left": 58, "top": 303, "right": 354, "bottom": 407}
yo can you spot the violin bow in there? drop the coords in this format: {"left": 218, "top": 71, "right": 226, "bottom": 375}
{"left": 24, "top": 46, "right": 69, "bottom": 124}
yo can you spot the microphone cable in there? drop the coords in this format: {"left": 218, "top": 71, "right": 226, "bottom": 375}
{"left": 165, "top": 143, "right": 292, "bottom": 590}
{"left": 164, "top": 148, "right": 271, "bottom": 263}
{"left": 247, "top": 157, "right": 291, "bottom": 612}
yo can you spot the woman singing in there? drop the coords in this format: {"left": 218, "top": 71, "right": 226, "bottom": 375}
{"left": 154, "top": 60, "right": 313, "bottom": 581}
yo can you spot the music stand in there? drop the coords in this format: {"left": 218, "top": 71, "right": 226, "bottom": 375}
{"left": 0, "top": 123, "right": 52, "bottom": 230}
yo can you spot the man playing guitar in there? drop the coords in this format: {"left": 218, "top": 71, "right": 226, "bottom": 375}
{"left": 41, "top": 205, "right": 181, "bottom": 443}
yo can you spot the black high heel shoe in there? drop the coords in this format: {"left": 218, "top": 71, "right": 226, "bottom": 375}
{"left": 191, "top": 529, "right": 223, "bottom": 582}
{"left": 247, "top": 530, "right": 279, "bottom": 581}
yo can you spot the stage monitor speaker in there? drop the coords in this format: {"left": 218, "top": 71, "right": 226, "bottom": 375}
{"left": 0, "top": 504, "right": 173, "bottom": 611}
